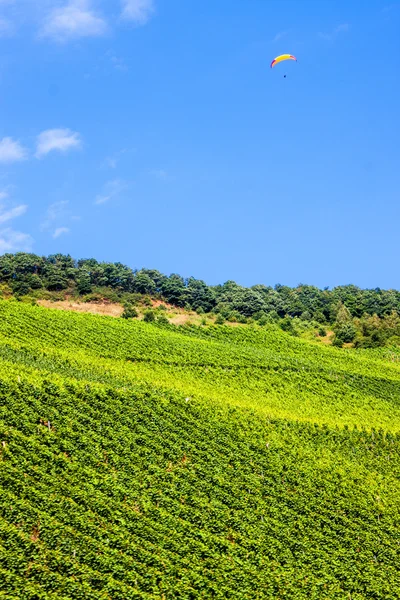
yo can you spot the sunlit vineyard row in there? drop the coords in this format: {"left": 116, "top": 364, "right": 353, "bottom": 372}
{"left": 0, "top": 299, "right": 399, "bottom": 598}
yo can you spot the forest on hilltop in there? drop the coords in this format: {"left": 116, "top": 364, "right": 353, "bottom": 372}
{"left": 1, "top": 252, "right": 400, "bottom": 348}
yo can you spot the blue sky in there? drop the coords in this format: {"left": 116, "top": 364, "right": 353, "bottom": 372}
{"left": 0, "top": 0, "right": 399, "bottom": 289}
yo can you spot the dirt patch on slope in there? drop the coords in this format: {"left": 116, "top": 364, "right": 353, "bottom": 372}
{"left": 37, "top": 300, "right": 124, "bottom": 318}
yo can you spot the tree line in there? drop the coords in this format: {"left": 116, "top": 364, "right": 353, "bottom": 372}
{"left": 1, "top": 252, "right": 400, "bottom": 347}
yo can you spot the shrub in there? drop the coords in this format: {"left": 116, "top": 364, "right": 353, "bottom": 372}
{"left": 121, "top": 304, "right": 138, "bottom": 319}
{"left": 143, "top": 309, "right": 156, "bottom": 322}
{"left": 82, "top": 293, "right": 102, "bottom": 303}
{"left": 258, "top": 315, "right": 270, "bottom": 327}
{"left": 236, "top": 313, "right": 248, "bottom": 324}
{"left": 279, "top": 317, "right": 297, "bottom": 336}
{"left": 142, "top": 296, "right": 152, "bottom": 307}
{"left": 226, "top": 310, "right": 240, "bottom": 322}
{"left": 335, "top": 322, "right": 357, "bottom": 344}
{"left": 157, "top": 314, "right": 169, "bottom": 325}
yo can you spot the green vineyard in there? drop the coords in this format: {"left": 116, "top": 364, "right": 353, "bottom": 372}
{"left": 0, "top": 299, "right": 399, "bottom": 598}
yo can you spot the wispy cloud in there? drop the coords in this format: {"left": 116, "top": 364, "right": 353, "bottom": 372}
{"left": 0, "top": 137, "right": 28, "bottom": 163}
{"left": 106, "top": 50, "right": 128, "bottom": 72}
{"left": 42, "top": 200, "right": 69, "bottom": 226}
{"left": 0, "top": 203, "right": 27, "bottom": 224}
{"left": 0, "top": 194, "right": 32, "bottom": 252}
{"left": 121, "top": 0, "right": 155, "bottom": 24}
{"left": 94, "top": 178, "right": 128, "bottom": 205}
{"left": 382, "top": 4, "right": 398, "bottom": 13}
{"left": 41, "top": 0, "right": 107, "bottom": 42}
{"left": 52, "top": 226, "right": 70, "bottom": 238}
{"left": 0, "top": 228, "right": 33, "bottom": 253}
{"left": 271, "top": 31, "right": 288, "bottom": 43}
{"left": 41, "top": 200, "right": 76, "bottom": 239}
{"left": 318, "top": 23, "right": 350, "bottom": 41}
{"left": 36, "top": 128, "right": 82, "bottom": 158}
{"left": 102, "top": 148, "right": 128, "bottom": 170}
{"left": 149, "top": 168, "right": 173, "bottom": 182}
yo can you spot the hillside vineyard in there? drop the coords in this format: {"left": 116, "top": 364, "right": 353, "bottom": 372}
{"left": 0, "top": 300, "right": 399, "bottom": 598}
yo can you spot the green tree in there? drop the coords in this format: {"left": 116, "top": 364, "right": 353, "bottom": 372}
{"left": 76, "top": 270, "right": 92, "bottom": 295}
{"left": 160, "top": 274, "right": 186, "bottom": 306}
{"left": 133, "top": 272, "right": 157, "bottom": 295}
{"left": 185, "top": 278, "right": 216, "bottom": 312}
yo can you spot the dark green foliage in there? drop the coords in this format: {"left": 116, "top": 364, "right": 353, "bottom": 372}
{"left": 10, "top": 279, "right": 31, "bottom": 296}
{"left": 121, "top": 303, "right": 138, "bottom": 319}
{"left": 133, "top": 272, "right": 157, "bottom": 295}
{"left": 335, "top": 322, "right": 357, "bottom": 344}
{"left": 76, "top": 270, "right": 92, "bottom": 295}
{"left": 279, "top": 317, "right": 297, "bottom": 336}
{"left": 185, "top": 277, "right": 216, "bottom": 312}
{"left": 215, "top": 314, "right": 225, "bottom": 325}
{"left": 143, "top": 309, "right": 155, "bottom": 322}
{"left": 160, "top": 274, "right": 186, "bottom": 306}
{"left": 257, "top": 314, "right": 269, "bottom": 326}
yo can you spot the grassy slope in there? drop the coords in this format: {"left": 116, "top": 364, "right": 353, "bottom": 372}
{"left": 0, "top": 300, "right": 399, "bottom": 599}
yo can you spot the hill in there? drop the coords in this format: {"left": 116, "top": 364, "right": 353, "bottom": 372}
{"left": 3, "top": 252, "right": 400, "bottom": 348}
{"left": 0, "top": 299, "right": 399, "bottom": 598}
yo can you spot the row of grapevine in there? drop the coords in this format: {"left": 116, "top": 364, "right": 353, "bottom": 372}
{"left": 0, "top": 300, "right": 399, "bottom": 598}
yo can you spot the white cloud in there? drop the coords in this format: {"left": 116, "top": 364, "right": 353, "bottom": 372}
{"left": 102, "top": 148, "right": 128, "bottom": 170}
{"left": 41, "top": 200, "right": 69, "bottom": 230}
{"left": 0, "top": 203, "right": 27, "bottom": 224}
{"left": 41, "top": 0, "right": 107, "bottom": 42}
{"left": 0, "top": 197, "right": 32, "bottom": 252}
{"left": 0, "top": 228, "right": 33, "bottom": 253}
{"left": 36, "top": 128, "right": 81, "bottom": 158}
{"left": 52, "top": 226, "right": 70, "bottom": 238}
{"left": 0, "top": 137, "right": 28, "bottom": 163}
{"left": 95, "top": 178, "right": 128, "bottom": 205}
{"left": 41, "top": 200, "right": 78, "bottom": 237}
{"left": 319, "top": 23, "right": 350, "bottom": 40}
{"left": 121, "top": 0, "right": 154, "bottom": 24}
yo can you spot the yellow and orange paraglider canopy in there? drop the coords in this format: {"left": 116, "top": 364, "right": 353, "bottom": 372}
{"left": 270, "top": 54, "right": 297, "bottom": 68}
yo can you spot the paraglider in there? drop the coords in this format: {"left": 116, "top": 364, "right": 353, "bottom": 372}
{"left": 270, "top": 54, "right": 297, "bottom": 78}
